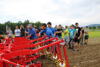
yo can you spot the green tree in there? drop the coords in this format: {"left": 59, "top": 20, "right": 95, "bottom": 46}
{"left": 23, "top": 20, "right": 30, "bottom": 27}
{"left": 92, "top": 26, "right": 96, "bottom": 30}
{"left": 34, "top": 21, "right": 43, "bottom": 27}
{"left": 89, "top": 27, "right": 92, "bottom": 29}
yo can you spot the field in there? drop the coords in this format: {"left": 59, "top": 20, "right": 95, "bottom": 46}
{"left": 89, "top": 31, "right": 100, "bottom": 38}
{"left": 67, "top": 31, "right": 100, "bottom": 67}
{"left": 67, "top": 37, "right": 100, "bottom": 67}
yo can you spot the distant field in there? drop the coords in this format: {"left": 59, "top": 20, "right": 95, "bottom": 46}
{"left": 89, "top": 31, "right": 100, "bottom": 38}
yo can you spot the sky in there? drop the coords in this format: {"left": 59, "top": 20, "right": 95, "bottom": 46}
{"left": 0, "top": 0, "right": 100, "bottom": 26}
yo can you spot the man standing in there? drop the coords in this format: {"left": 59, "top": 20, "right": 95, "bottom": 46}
{"left": 14, "top": 26, "right": 21, "bottom": 37}
{"left": 47, "top": 22, "right": 56, "bottom": 34}
{"left": 55, "top": 25, "right": 63, "bottom": 39}
{"left": 62, "top": 26, "right": 69, "bottom": 45}
{"left": 20, "top": 25, "right": 25, "bottom": 37}
{"left": 40, "top": 23, "right": 54, "bottom": 37}
{"left": 74, "top": 22, "right": 82, "bottom": 51}
{"left": 69, "top": 25, "right": 76, "bottom": 49}
{"left": 28, "top": 24, "right": 37, "bottom": 39}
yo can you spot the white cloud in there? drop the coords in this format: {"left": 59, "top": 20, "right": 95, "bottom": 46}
{"left": 0, "top": 0, "right": 100, "bottom": 26}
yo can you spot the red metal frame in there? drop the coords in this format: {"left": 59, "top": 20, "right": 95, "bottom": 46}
{"left": 63, "top": 46, "right": 70, "bottom": 67}
{"left": 0, "top": 36, "right": 70, "bottom": 67}
{"left": 3, "top": 40, "right": 63, "bottom": 59}
{"left": 11, "top": 37, "right": 57, "bottom": 51}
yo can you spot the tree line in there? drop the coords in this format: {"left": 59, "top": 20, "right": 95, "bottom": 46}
{"left": 0, "top": 20, "right": 43, "bottom": 34}
{"left": 86, "top": 26, "right": 100, "bottom": 30}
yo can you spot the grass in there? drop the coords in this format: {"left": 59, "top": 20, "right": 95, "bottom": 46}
{"left": 89, "top": 31, "right": 100, "bottom": 38}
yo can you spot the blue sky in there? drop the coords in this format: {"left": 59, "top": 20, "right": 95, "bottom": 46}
{"left": 0, "top": 0, "right": 100, "bottom": 26}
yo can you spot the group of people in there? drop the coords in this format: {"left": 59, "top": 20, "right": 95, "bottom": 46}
{"left": 5, "top": 22, "right": 89, "bottom": 51}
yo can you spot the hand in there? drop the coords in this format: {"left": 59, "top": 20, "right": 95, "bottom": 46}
{"left": 25, "top": 31, "right": 28, "bottom": 34}
{"left": 78, "top": 37, "right": 80, "bottom": 39}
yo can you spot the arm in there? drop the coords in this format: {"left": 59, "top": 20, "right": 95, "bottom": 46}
{"left": 29, "top": 29, "right": 36, "bottom": 36}
{"left": 78, "top": 31, "right": 82, "bottom": 39}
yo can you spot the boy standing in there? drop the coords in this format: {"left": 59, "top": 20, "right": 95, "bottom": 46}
{"left": 69, "top": 25, "right": 76, "bottom": 49}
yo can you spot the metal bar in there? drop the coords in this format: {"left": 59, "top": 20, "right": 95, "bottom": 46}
{"left": 11, "top": 37, "right": 57, "bottom": 51}
{"left": 3, "top": 40, "right": 64, "bottom": 59}
{"left": 2, "top": 58, "right": 24, "bottom": 67}
{"left": 63, "top": 46, "right": 70, "bottom": 67}
{"left": 56, "top": 44, "right": 63, "bottom": 61}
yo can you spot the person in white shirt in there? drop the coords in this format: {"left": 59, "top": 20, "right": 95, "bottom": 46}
{"left": 14, "top": 26, "right": 21, "bottom": 37}
{"left": 6, "top": 27, "right": 13, "bottom": 37}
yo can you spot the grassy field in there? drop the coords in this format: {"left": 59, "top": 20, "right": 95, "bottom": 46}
{"left": 89, "top": 31, "right": 100, "bottom": 38}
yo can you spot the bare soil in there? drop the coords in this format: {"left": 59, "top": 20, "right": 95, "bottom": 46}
{"left": 67, "top": 38, "right": 100, "bottom": 67}
{"left": 38, "top": 38, "right": 100, "bottom": 67}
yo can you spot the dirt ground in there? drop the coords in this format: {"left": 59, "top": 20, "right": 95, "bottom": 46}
{"left": 37, "top": 38, "right": 100, "bottom": 67}
{"left": 67, "top": 38, "right": 100, "bottom": 67}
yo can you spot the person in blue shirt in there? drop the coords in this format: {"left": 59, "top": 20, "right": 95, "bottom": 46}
{"left": 28, "top": 24, "right": 37, "bottom": 39}
{"left": 47, "top": 22, "right": 56, "bottom": 34}
{"left": 68, "top": 25, "right": 76, "bottom": 49}
{"left": 69, "top": 26, "right": 76, "bottom": 39}
{"left": 40, "top": 23, "right": 54, "bottom": 37}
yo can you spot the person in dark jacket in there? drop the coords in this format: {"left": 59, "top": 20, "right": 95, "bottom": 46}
{"left": 20, "top": 25, "right": 25, "bottom": 37}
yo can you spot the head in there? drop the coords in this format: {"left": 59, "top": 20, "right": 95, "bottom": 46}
{"left": 28, "top": 24, "right": 33, "bottom": 29}
{"left": 26, "top": 25, "right": 29, "bottom": 29}
{"left": 47, "top": 22, "right": 52, "bottom": 27}
{"left": 41, "top": 23, "right": 47, "bottom": 30}
{"left": 65, "top": 26, "right": 68, "bottom": 29}
{"left": 70, "top": 25, "right": 75, "bottom": 29}
{"left": 75, "top": 22, "right": 79, "bottom": 27}
{"left": 16, "top": 26, "right": 19, "bottom": 29}
{"left": 58, "top": 24, "right": 62, "bottom": 29}
{"left": 20, "top": 25, "right": 24, "bottom": 29}
{"left": 34, "top": 25, "right": 37, "bottom": 29}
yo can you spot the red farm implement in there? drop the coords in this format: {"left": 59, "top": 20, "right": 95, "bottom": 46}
{"left": 0, "top": 36, "right": 70, "bottom": 67}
